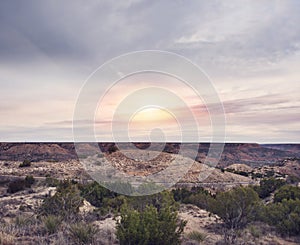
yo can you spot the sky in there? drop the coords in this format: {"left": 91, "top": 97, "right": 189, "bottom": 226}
{"left": 0, "top": 0, "right": 299, "bottom": 143}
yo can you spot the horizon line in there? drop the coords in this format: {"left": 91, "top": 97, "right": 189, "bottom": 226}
{"left": 0, "top": 141, "right": 299, "bottom": 144}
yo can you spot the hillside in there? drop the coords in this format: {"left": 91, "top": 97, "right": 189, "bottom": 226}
{"left": 0, "top": 143, "right": 76, "bottom": 162}
{"left": 0, "top": 143, "right": 298, "bottom": 168}
{"left": 0, "top": 150, "right": 252, "bottom": 188}
{"left": 262, "top": 144, "right": 300, "bottom": 155}
{"left": 0, "top": 143, "right": 299, "bottom": 245}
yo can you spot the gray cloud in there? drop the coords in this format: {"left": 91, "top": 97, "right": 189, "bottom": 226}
{"left": 0, "top": 0, "right": 299, "bottom": 78}
{"left": 0, "top": 0, "right": 299, "bottom": 142}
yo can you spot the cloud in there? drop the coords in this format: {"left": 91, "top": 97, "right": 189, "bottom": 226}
{"left": 0, "top": 1, "right": 299, "bottom": 142}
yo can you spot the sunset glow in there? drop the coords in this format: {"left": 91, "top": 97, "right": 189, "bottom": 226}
{"left": 130, "top": 108, "right": 173, "bottom": 123}
{"left": 0, "top": 1, "right": 299, "bottom": 142}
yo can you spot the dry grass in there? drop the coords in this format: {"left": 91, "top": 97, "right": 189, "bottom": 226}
{"left": 42, "top": 215, "right": 62, "bottom": 234}
{"left": 0, "top": 231, "right": 15, "bottom": 245}
{"left": 69, "top": 222, "right": 98, "bottom": 244}
{"left": 187, "top": 230, "right": 208, "bottom": 243}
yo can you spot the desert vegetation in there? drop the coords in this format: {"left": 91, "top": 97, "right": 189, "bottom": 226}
{"left": 1, "top": 174, "right": 300, "bottom": 244}
{"left": 0, "top": 144, "right": 299, "bottom": 244}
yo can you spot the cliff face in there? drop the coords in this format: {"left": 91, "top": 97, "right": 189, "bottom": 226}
{"left": 262, "top": 144, "right": 300, "bottom": 154}
{"left": 0, "top": 143, "right": 76, "bottom": 161}
{"left": 0, "top": 143, "right": 298, "bottom": 167}
{"left": 216, "top": 143, "right": 297, "bottom": 167}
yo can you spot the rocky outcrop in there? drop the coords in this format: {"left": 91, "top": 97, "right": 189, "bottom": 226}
{"left": 0, "top": 142, "right": 298, "bottom": 167}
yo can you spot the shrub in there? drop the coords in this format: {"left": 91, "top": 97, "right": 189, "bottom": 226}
{"left": 79, "top": 181, "right": 115, "bottom": 208}
{"left": 236, "top": 170, "right": 249, "bottom": 177}
{"left": 210, "top": 187, "right": 260, "bottom": 230}
{"left": 108, "top": 144, "right": 118, "bottom": 154}
{"left": 79, "top": 181, "right": 129, "bottom": 216}
{"left": 25, "top": 175, "right": 35, "bottom": 186}
{"left": 187, "top": 231, "right": 208, "bottom": 243}
{"left": 252, "top": 172, "right": 263, "bottom": 179}
{"left": 116, "top": 201, "right": 186, "bottom": 245}
{"left": 182, "top": 189, "right": 214, "bottom": 210}
{"left": 248, "top": 224, "right": 262, "bottom": 238}
{"left": 42, "top": 215, "right": 62, "bottom": 234}
{"left": 128, "top": 190, "right": 179, "bottom": 212}
{"left": 209, "top": 186, "right": 261, "bottom": 244}
{"left": 274, "top": 185, "right": 300, "bottom": 203}
{"left": 264, "top": 199, "right": 300, "bottom": 235}
{"left": 45, "top": 177, "right": 60, "bottom": 187}
{"left": 265, "top": 170, "right": 275, "bottom": 178}
{"left": 286, "top": 175, "right": 300, "bottom": 184}
{"left": 7, "top": 176, "right": 35, "bottom": 194}
{"left": 19, "top": 159, "right": 31, "bottom": 168}
{"left": 253, "top": 177, "right": 285, "bottom": 198}
{"left": 7, "top": 180, "right": 25, "bottom": 193}
{"left": 172, "top": 187, "right": 214, "bottom": 210}
{"left": 226, "top": 168, "right": 249, "bottom": 177}
{"left": 15, "top": 216, "right": 29, "bottom": 227}
{"left": 69, "top": 222, "right": 98, "bottom": 244}
{"left": 172, "top": 188, "right": 193, "bottom": 203}
{"left": 39, "top": 180, "right": 83, "bottom": 218}
{"left": 102, "top": 195, "right": 126, "bottom": 213}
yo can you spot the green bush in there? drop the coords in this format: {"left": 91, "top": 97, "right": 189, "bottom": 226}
{"left": 252, "top": 172, "right": 263, "bottom": 179}
{"left": 102, "top": 195, "right": 126, "bottom": 213}
{"left": 116, "top": 191, "right": 185, "bottom": 244}
{"left": 7, "top": 180, "right": 25, "bottom": 193}
{"left": 172, "top": 188, "right": 194, "bottom": 203}
{"left": 25, "top": 175, "right": 35, "bottom": 186}
{"left": 264, "top": 198, "right": 300, "bottom": 235}
{"left": 253, "top": 177, "right": 285, "bottom": 198}
{"left": 42, "top": 215, "right": 62, "bottom": 234}
{"left": 19, "top": 159, "right": 31, "bottom": 167}
{"left": 274, "top": 185, "right": 300, "bottom": 203}
{"left": 7, "top": 177, "right": 34, "bottom": 193}
{"left": 45, "top": 177, "right": 60, "bottom": 187}
{"left": 116, "top": 203, "right": 186, "bottom": 245}
{"left": 286, "top": 175, "right": 300, "bottom": 184}
{"left": 172, "top": 187, "right": 215, "bottom": 211}
{"left": 210, "top": 186, "right": 260, "bottom": 230}
{"left": 226, "top": 168, "right": 249, "bottom": 177}
{"left": 79, "top": 181, "right": 133, "bottom": 216}
{"left": 264, "top": 170, "right": 275, "bottom": 178}
{"left": 79, "top": 181, "right": 115, "bottom": 208}
{"left": 108, "top": 144, "right": 118, "bottom": 154}
{"left": 128, "top": 191, "right": 179, "bottom": 212}
{"left": 248, "top": 224, "right": 262, "bottom": 238}
{"left": 185, "top": 193, "right": 213, "bottom": 210}
{"left": 39, "top": 180, "right": 83, "bottom": 218}
{"left": 208, "top": 187, "right": 261, "bottom": 244}
{"left": 69, "top": 222, "right": 98, "bottom": 244}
